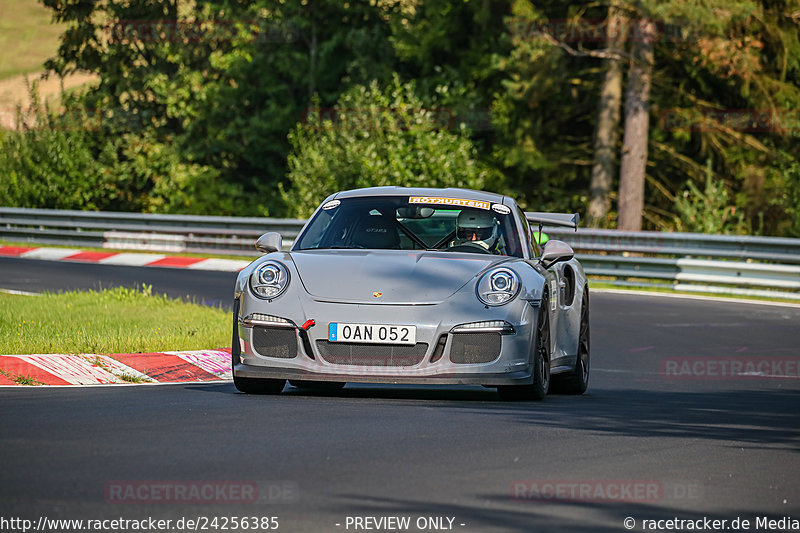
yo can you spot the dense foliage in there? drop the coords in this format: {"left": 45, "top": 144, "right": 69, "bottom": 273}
{"left": 1, "top": 0, "right": 798, "bottom": 235}
{"left": 284, "top": 79, "right": 498, "bottom": 217}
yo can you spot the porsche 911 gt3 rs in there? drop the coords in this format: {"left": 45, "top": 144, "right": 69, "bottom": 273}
{"left": 231, "top": 187, "right": 590, "bottom": 400}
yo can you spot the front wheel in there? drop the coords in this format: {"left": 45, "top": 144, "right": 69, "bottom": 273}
{"left": 231, "top": 306, "right": 285, "bottom": 394}
{"left": 233, "top": 375, "right": 286, "bottom": 394}
{"left": 498, "top": 293, "right": 551, "bottom": 401}
{"left": 551, "top": 287, "right": 590, "bottom": 395}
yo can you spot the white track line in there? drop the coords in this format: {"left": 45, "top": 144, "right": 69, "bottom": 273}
{"left": 0, "top": 289, "right": 40, "bottom": 296}
{"left": 592, "top": 288, "right": 800, "bottom": 308}
{"left": 98, "top": 252, "right": 167, "bottom": 266}
{"left": 187, "top": 258, "right": 250, "bottom": 271}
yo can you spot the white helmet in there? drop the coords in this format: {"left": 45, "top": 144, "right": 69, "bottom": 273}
{"left": 454, "top": 209, "right": 499, "bottom": 250}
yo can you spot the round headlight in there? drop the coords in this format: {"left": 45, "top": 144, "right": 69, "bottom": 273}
{"left": 477, "top": 267, "right": 520, "bottom": 306}
{"left": 250, "top": 262, "right": 290, "bottom": 299}
{"left": 261, "top": 268, "right": 277, "bottom": 284}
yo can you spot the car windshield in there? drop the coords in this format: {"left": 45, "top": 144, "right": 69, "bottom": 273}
{"left": 293, "top": 196, "right": 523, "bottom": 257}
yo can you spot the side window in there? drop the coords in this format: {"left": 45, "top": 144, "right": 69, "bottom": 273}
{"left": 516, "top": 207, "right": 535, "bottom": 258}
{"left": 531, "top": 231, "right": 543, "bottom": 258}
{"left": 295, "top": 209, "right": 334, "bottom": 248}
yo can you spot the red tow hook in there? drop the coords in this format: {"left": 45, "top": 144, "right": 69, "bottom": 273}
{"left": 301, "top": 319, "right": 316, "bottom": 330}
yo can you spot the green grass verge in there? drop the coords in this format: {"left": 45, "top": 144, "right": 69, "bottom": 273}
{"left": 0, "top": 285, "right": 230, "bottom": 355}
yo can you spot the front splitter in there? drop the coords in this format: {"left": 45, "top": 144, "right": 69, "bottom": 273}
{"left": 234, "top": 362, "right": 534, "bottom": 386}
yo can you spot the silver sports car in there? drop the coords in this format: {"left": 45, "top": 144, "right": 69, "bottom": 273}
{"left": 232, "top": 187, "right": 590, "bottom": 400}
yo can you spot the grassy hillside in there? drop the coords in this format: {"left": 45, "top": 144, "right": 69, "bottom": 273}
{"left": 0, "top": 0, "right": 98, "bottom": 126}
{"left": 0, "top": 0, "right": 64, "bottom": 80}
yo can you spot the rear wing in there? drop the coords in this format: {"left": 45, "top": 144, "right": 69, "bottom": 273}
{"left": 525, "top": 212, "right": 580, "bottom": 231}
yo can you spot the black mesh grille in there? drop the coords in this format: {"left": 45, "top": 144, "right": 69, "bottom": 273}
{"left": 449, "top": 333, "right": 502, "bottom": 364}
{"left": 316, "top": 341, "right": 428, "bottom": 367}
{"left": 253, "top": 327, "right": 297, "bottom": 359}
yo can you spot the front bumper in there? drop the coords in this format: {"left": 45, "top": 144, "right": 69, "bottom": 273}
{"left": 234, "top": 288, "right": 541, "bottom": 386}
{"left": 234, "top": 363, "right": 534, "bottom": 386}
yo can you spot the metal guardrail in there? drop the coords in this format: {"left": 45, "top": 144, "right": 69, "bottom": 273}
{"left": 0, "top": 207, "right": 304, "bottom": 256}
{"left": 544, "top": 227, "right": 800, "bottom": 264}
{"left": 2, "top": 207, "right": 799, "bottom": 299}
{"left": 543, "top": 227, "right": 800, "bottom": 299}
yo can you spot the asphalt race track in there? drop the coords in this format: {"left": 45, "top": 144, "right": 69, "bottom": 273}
{"left": 1, "top": 256, "right": 799, "bottom": 532}
{"left": 0, "top": 257, "right": 235, "bottom": 307}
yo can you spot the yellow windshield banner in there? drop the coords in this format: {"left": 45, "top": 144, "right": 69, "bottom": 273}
{"left": 409, "top": 196, "right": 491, "bottom": 210}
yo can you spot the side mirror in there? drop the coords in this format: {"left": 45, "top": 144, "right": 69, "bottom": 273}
{"left": 539, "top": 239, "right": 574, "bottom": 269}
{"left": 255, "top": 232, "right": 282, "bottom": 254}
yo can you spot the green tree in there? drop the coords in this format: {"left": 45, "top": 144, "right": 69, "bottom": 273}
{"left": 39, "top": 0, "right": 399, "bottom": 215}
{"left": 7, "top": 0, "right": 798, "bottom": 237}
{"left": 493, "top": 0, "right": 800, "bottom": 233}
{"left": 283, "top": 78, "right": 498, "bottom": 218}
{"left": 491, "top": 0, "right": 609, "bottom": 212}
{"left": 177, "top": 0, "right": 400, "bottom": 215}
{"left": 673, "top": 160, "right": 747, "bottom": 234}
{"left": 587, "top": 0, "right": 628, "bottom": 227}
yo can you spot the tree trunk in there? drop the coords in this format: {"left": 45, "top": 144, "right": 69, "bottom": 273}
{"left": 617, "top": 17, "right": 655, "bottom": 231}
{"left": 308, "top": 3, "right": 317, "bottom": 101}
{"left": 587, "top": 1, "right": 628, "bottom": 228}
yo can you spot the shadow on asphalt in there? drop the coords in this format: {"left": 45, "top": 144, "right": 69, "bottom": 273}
{"left": 220, "top": 383, "right": 800, "bottom": 449}
{"left": 179, "top": 379, "right": 800, "bottom": 450}
{"left": 285, "top": 384, "right": 501, "bottom": 401}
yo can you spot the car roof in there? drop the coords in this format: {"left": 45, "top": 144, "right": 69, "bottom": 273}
{"left": 333, "top": 186, "right": 509, "bottom": 205}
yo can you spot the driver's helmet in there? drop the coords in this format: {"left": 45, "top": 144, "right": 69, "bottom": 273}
{"left": 454, "top": 209, "right": 499, "bottom": 251}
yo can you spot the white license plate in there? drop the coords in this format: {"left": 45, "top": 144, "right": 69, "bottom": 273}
{"left": 328, "top": 323, "right": 416, "bottom": 345}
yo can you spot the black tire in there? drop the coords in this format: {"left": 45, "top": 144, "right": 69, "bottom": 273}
{"left": 289, "top": 380, "right": 346, "bottom": 392}
{"left": 233, "top": 375, "right": 286, "bottom": 394}
{"left": 497, "top": 292, "right": 551, "bottom": 401}
{"left": 552, "top": 287, "right": 590, "bottom": 395}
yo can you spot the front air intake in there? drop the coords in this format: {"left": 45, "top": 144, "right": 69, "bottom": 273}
{"left": 316, "top": 341, "right": 428, "bottom": 367}
{"left": 253, "top": 327, "right": 298, "bottom": 359}
{"left": 449, "top": 333, "right": 502, "bottom": 364}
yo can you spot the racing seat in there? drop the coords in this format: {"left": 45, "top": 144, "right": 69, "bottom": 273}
{"left": 351, "top": 215, "right": 401, "bottom": 249}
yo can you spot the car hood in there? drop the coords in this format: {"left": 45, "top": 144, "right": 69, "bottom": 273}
{"left": 290, "top": 250, "right": 507, "bottom": 304}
